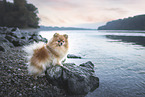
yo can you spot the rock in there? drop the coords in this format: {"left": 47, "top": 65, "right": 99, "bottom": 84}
{"left": 21, "top": 31, "right": 31, "bottom": 41}
{"left": 5, "top": 35, "right": 26, "bottom": 46}
{"left": 0, "top": 27, "right": 17, "bottom": 34}
{"left": 28, "top": 33, "right": 48, "bottom": 43}
{"left": 10, "top": 30, "right": 22, "bottom": 39}
{"left": 5, "top": 35, "right": 17, "bottom": 42}
{"left": 0, "top": 42, "right": 14, "bottom": 52}
{"left": 0, "top": 27, "right": 8, "bottom": 34}
{"left": 0, "top": 36, "right": 9, "bottom": 43}
{"left": 67, "top": 54, "right": 82, "bottom": 59}
{"left": 0, "top": 26, "right": 48, "bottom": 47}
{"left": 31, "top": 35, "right": 41, "bottom": 42}
{"left": 5, "top": 27, "right": 22, "bottom": 39}
{"left": 0, "top": 45, "right": 5, "bottom": 52}
{"left": 0, "top": 26, "right": 48, "bottom": 52}
{"left": 13, "top": 39, "right": 28, "bottom": 46}
{"left": 39, "top": 35, "right": 48, "bottom": 43}
{"left": 45, "top": 61, "right": 99, "bottom": 95}
{"left": 0, "top": 35, "right": 14, "bottom": 51}
{"left": 80, "top": 61, "right": 94, "bottom": 70}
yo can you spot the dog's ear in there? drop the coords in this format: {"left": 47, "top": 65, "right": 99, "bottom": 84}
{"left": 53, "top": 33, "right": 59, "bottom": 37}
{"left": 63, "top": 34, "right": 68, "bottom": 39}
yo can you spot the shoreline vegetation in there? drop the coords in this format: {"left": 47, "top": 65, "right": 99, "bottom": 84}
{"left": 98, "top": 14, "right": 145, "bottom": 30}
{"left": 0, "top": 0, "right": 39, "bottom": 28}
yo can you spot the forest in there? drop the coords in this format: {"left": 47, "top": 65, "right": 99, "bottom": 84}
{"left": 0, "top": 0, "right": 39, "bottom": 28}
{"left": 98, "top": 14, "right": 145, "bottom": 30}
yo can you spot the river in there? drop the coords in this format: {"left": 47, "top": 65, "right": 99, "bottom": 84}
{"left": 39, "top": 30, "right": 145, "bottom": 97}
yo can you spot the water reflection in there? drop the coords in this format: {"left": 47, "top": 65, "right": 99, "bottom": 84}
{"left": 106, "top": 35, "right": 145, "bottom": 47}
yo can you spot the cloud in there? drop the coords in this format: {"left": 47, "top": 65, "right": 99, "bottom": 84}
{"left": 28, "top": 0, "right": 145, "bottom": 26}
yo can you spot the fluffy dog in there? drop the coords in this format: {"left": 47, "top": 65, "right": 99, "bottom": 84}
{"left": 24, "top": 33, "right": 69, "bottom": 77}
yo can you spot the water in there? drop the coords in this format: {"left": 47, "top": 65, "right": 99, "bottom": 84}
{"left": 39, "top": 30, "right": 145, "bottom": 97}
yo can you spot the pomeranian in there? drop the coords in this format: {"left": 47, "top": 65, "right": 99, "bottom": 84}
{"left": 24, "top": 33, "right": 69, "bottom": 77}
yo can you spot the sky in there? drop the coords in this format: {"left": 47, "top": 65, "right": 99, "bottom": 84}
{"left": 8, "top": 0, "right": 145, "bottom": 28}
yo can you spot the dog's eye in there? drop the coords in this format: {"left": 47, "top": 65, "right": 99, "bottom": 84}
{"left": 62, "top": 40, "right": 64, "bottom": 43}
{"left": 58, "top": 40, "right": 60, "bottom": 42}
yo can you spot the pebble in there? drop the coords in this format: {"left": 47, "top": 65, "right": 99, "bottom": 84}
{"left": 33, "top": 86, "right": 36, "bottom": 89}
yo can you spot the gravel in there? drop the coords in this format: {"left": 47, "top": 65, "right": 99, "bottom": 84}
{"left": 0, "top": 47, "right": 66, "bottom": 97}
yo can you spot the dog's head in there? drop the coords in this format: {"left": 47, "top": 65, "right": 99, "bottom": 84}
{"left": 50, "top": 33, "right": 68, "bottom": 47}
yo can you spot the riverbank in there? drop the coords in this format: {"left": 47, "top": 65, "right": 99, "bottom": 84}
{"left": 0, "top": 27, "right": 66, "bottom": 96}
{"left": 0, "top": 47, "right": 66, "bottom": 97}
{"left": 0, "top": 27, "right": 99, "bottom": 96}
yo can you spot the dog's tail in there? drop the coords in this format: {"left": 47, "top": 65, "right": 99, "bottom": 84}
{"left": 23, "top": 42, "right": 45, "bottom": 61}
{"left": 23, "top": 42, "right": 46, "bottom": 75}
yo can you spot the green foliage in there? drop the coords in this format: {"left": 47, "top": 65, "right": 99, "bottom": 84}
{"left": 0, "top": 0, "right": 40, "bottom": 28}
{"left": 98, "top": 14, "right": 145, "bottom": 30}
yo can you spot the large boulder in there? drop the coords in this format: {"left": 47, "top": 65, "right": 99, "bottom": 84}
{"left": 45, "top": 61, "right": 99, "bottom": 95}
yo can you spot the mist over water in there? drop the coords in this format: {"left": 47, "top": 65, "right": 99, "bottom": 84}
{"left": 40, "top": 30, "right": 145, "bottom": 97}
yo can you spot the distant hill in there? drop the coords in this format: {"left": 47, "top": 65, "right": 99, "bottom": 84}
{"left": 98, "top": 14, "right": 145, "bottom": 30}
{"left": 39, "top": 26, "right": 96, "bottom": 31}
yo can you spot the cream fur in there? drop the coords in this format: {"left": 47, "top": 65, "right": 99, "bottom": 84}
{"left": 23, "top": 42, "right": 48, "bottom": 74}
{"left": 23, "top": 33, "right": 69, "bottom": 77}
{"left": 23, "top": 42, "right": 45, "bottom": 60}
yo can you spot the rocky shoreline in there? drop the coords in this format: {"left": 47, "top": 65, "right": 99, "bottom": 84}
{"left": 0, "top": 27, "right": 99, "bottom": 96}
{"left": 0, "top": 47, "right": 66, "bottom": 97}
{"left": 0, "top": 27, "right": 47, "bottom": 52}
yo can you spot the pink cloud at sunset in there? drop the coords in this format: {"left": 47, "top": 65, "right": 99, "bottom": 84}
{"left": 9, "top": 0, "right": 145, "bottom": 28}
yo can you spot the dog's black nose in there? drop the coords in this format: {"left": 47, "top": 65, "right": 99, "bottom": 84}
{"left": 60, "top": 43, "right": 63, "bottom": 45}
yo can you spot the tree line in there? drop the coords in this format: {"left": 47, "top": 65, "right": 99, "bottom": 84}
{"left": 98, "top": 14, "right": 145, "bottom": 30}
{"left": 0, "top": 0, "right": 39, "bottom": 28}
